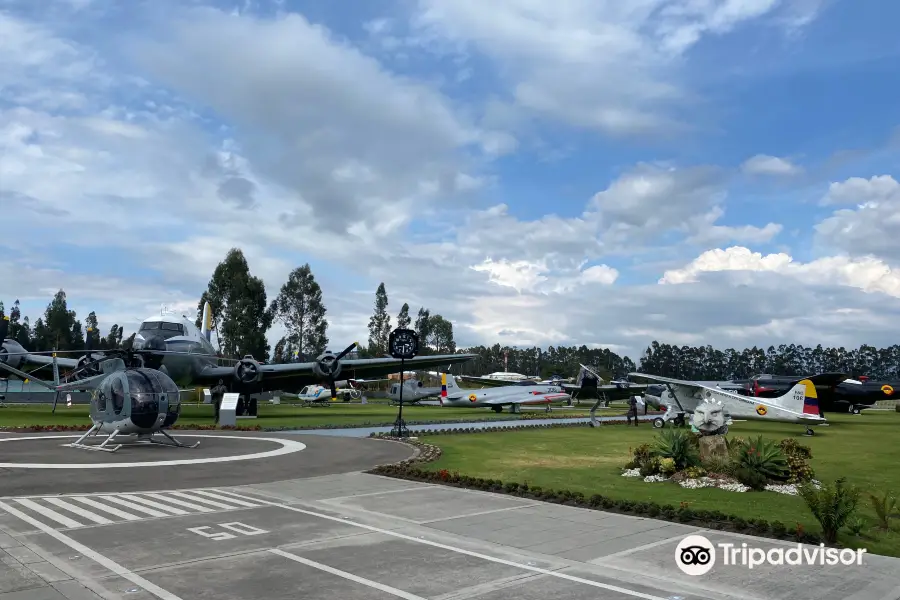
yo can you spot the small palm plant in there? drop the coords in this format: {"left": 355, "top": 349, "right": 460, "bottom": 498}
{"left": 651, "top": 428, "right": 700, "bottom": 471}
{"left": 869, "top": 490, "right": 898, "bottom": 531}
{"left": 798, "top": 477, "right": 861, "bottom": 544}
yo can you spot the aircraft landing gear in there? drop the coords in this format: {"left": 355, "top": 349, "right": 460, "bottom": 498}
{"left": 804, "top": 427, "right": 815, "bottom": 436}
{"left": 148, "top": 430, "right": 200, "bottom": 449}
{"left": 65, "top": 424, "right": 124, "bottom": 453}
{"left": 492, "top": 405, "right": 503, "bottom": 413}
{"left": 851, "top": 405, "right": 862, "bottom": 415}
{"left": 652, "top": 417, "right": 665, "bottom": 429}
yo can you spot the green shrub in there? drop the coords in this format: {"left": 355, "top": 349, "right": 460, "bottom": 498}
{"left": 652, "top": 429, "right": 700, "bottom": 470}
{"left": 798, "top": 477, "right": 861, "bottom": 544}
{"left": 869, "top": 490, "right": 898, "bottom": 531}
{"left": 779, "top": 439, "right": 815, "bottom": 483}
{"left": 847, "top": 517, "right": 865, "bottom": 536}
{"left": 658, "top": 457, "right": 676, "bottom": 475}
{"left": 770, "top": 521, "right": 787, "bottom": 537}
{"left": 639, "top": 456, "right": 661, "bottom": 477}
{"left": 700, "top": 456, "right": 734, "bottom": 476}
{"left": 683, "top": 466, "right": 707, "bottom": 479}
{"left": 733, "top": 435, "right": 788, "bottom": 482}
{"left": 735, "top": 466, "right": 768, "bottom": 490}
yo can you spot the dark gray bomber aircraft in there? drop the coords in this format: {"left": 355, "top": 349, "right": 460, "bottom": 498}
{"left": 0, "top": 310, "right": 475, "bottom": 451}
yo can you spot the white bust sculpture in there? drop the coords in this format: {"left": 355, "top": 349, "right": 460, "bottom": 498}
{"left": 691, "top": 399, "right": 728, "bottom": 435}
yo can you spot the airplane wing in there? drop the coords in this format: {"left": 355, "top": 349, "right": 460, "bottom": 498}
{"left": 788, "top": 373, "right": 850, "bottom": 388}
{"left": 191, "top": 354, "right": 476, "bottom": 390}
{"left": 458, "top": 375, "right": 519, "bottom": 387}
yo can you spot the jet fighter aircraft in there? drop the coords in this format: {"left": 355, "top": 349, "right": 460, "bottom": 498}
{"left": 737, "top": 373, "right": 893, "bottom": 414}
{"left": 436, "top": 373, "right": 571, "bottom": 413}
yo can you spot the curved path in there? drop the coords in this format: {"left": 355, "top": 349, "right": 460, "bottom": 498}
{"left": 0, "top": 430, "right": 412, "bottom": 496}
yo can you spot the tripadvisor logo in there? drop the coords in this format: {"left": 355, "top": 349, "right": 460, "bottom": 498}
{"left": 675, "top": 535, "right": 866, "bottom": 575}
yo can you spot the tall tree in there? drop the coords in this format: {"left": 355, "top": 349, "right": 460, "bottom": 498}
{"left": 269, "top": 263, "right": 329, "bottom": 357}
{"left": 396, "top": 302, "right": 411, "bottom": 330}
{"left": 30, "top": 290, "right": 82, "bottom": 350}
{"left": 367, "top": 283, "right": 391, "bottom": 355}
{"left": 414, "top": 307, "right": 431, "bottom": 353}
{"left": 84, "top": 311, "right": 101, "bottom": 349}
{"left": 427, "top": 314, "right": 456, "bottom": 353}
{"left": 196, "top": 248, "right": 272, "bottom": 359}
{"left": 103, "top": 324, "right": 121, "bottom": 349}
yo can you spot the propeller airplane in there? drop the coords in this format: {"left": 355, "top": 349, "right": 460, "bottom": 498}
{"left": 0, "top": 305, "right": 476, "bottom": 451}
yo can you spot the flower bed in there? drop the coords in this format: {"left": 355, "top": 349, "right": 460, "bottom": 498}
{"left": 621, "top": 467, "right": 822, "bottom": 494}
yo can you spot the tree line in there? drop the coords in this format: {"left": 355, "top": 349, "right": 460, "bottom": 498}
{"left": 6, "top": 247, "right": 900, "bottom": 381}
{"left": 637, "top": 341, "right": 900, "bottom": 381}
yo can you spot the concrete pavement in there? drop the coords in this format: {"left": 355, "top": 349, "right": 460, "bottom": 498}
{"left": 2, "top": 467, "right": 898, "bottom": 600}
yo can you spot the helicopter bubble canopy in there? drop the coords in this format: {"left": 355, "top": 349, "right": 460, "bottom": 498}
{"left": 96, "top": 368, "right": 182, "bottom": 430}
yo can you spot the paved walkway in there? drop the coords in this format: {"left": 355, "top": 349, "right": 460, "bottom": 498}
{"left": 2, "top": 468, "right": 898, "bottom": 600}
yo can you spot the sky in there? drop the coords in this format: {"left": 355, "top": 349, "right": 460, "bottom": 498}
{"left": 2, "top": 0, "right": 900, "bottom": 362}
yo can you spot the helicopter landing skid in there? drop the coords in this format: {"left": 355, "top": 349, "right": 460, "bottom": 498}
{"left": 65, "top": 426, "right": 124, "bottom": 453}
{"left": 146, "top": 430, "right": 200, "bottom": 449}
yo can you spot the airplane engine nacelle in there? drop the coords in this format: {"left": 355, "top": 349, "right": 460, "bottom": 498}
{"left": 0, "top": 340, "right": 25, "bottom": 369}
{"left": 234, "top": 356, "right": 261, "bottom": 383}
{"left": 312, "top": 352, "right": 342, "bottom": 380}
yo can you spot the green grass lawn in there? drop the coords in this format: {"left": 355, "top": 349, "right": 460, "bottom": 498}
{"left": 418, "top": 410, "right": 900, "bottom": 557}
{"left": 0, "top": 403, "right": 623, "bottom": 429}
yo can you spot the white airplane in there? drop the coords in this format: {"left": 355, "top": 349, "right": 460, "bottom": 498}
{"left": 458, "top": 371, "right": 541, "bottom": 386}
{"left": 437, "top": 373, "right": 571, "bottom": 413}
{"left": 628, "top": 372, "right": 827, "bottom": 436}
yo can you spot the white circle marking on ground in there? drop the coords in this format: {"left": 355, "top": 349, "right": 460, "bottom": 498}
{"left": 0, "top": 434, "right": 306, "bottom": 469}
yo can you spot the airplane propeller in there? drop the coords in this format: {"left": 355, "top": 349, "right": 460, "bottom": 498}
{"left": 312, "top": 342, "right": 359, "bottom": 401}
{"left": 0, "top": 316, "right": 9, "bottom": 366}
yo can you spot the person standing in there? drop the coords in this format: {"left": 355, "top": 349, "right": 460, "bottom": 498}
{"left": 211, "top": 379, "right": 228, "bottom": 424}
{"left": 626, "top": 395, "right": 639, "bottom": 426}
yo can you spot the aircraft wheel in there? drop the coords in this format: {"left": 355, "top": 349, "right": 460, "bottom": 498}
{"left": 492, "top": 406, "right": 503, "bottom": 413}
{"left": 851, "top": 407, "right": 861, "bottom": 414}
{"left": 653, "top": 418, "right": 665, "bottom": 429}
{"left": 350, "top": 389, "right": 362, "bottom": 400}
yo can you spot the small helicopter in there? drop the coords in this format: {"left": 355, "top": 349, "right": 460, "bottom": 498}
{"left": 0, "top": 317, "right": 197, "bottom": 453}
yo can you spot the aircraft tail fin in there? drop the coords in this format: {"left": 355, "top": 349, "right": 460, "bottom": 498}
{"left": 771, "top": 379, "right": 820, "bottom": 417}
{"left": 440, "top": 373, "right": 447, "bottom": 406}
{"left": 200, "top": 301, "right": 212, "bottom": 341}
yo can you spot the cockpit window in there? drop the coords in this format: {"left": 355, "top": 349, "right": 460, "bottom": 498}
{"left": 111, "top": 376, "right": 125, "bottom": 415}
{"left": 139, "top": 321, "right": 160, "bottom": 331}
{"left": 160, "top": 322, "right": 184, "bottom": 332}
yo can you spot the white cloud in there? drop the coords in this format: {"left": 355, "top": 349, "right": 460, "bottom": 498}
{"left": 405, "top": 0, "right": 822, "bottom": 136}
{"left": 4, "top": 2, "right": 900, "bottom": 364}
{"left": 815, "top": 175, "right": 900, "bottom": 262}
{"left": 660, "top": 246, "right": 900, "bottom": 299}
{"left": 741, "top": 154, "right": 803, "bottom": 176}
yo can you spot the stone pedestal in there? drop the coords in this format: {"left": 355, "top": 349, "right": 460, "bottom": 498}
{"left": 699, "top": 435, "right": 728, "bottom": 462}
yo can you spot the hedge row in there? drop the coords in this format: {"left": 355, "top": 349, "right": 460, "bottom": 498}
{"left": 0, "top": 411, "right": 662, "bottom": 434}
{"left": 368, "top": 443, "right": 829, "bottom": 548}
{"left": 368, "top": 418, "right": 661, "bottom": 437}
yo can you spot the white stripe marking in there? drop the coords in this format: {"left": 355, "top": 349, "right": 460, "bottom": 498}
{"left": 121, "top": 495, "right": 189, "bottom": 515}
{"left": 215, "top": 490, "right": 668, "bottom": 600}
{"left": 589, "top": 534, "right": 689, "bottom": 562}
{"left": 0, "top": 435, "right": 305, "bottom": 469}
{"left": 167, "top": 491, "right": 237, "bottom": 510}
{"left": 43, "top": 498, "right": 113, "bottom": 524}
{"left": 14, "top": 499, "right": 82, "bottom": 529}
{"left": 101, "top": 495, "right": 171, "bottom": 517}
{"left": 141, "top": 493, "right": 212, "bottom": 513}
{"left": 0, "top": 500, "right": 183, "bottom": 600}
{"left": 69, "top": 497, "right": 142, "bottom": 521}
{"left": 190, "top": 490, "right": 261, "bottom": 508}
{"left": 270, "top": 549, "right": 426, "bottom": 600}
